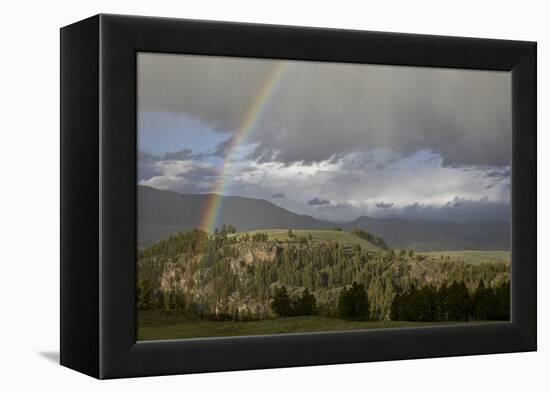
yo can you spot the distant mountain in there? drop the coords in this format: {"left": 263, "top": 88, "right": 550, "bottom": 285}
{"left": 343, "top": 216, "right": 510, "bottom": 251}
{"left": 138, "top": 185, "right": 510, "bottom": 251}
{"left": 138, "top": 186, "right": 335, "bottom": 247}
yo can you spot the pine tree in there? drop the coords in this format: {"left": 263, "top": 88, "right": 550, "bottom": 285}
{"left": 271, "top": 286, "right": 293, "bottom": 317}
{"left": 446, "top": 281, "right": 462, "bottom": 321}
{"left": 338, "top": 282, "right": 369, "bottom": 320}
{"left": 138, "top": 279, "right": 152, "bottom": 309}
{"left": 447, "top": 280, "right": 472, "bottom": 321}
{"left": 436, "top": 282, "right": 449, "bottom": 321}
{"left": 484, "top": 284, "right": 497, "bottom": 320}
{"left": 293, "top": 288, "right": 317, "bottom": 316}
{"left": 473, "top": 280, "right": 490, "bottom": 320}
{"left": 390, "top": 291, "right": 402, "bottom": 320}
{"left": 338, "top": 285, "right": 354, "bottom": 318}
{"left": 494, "top": 281, "right": 510, "bottom": 320}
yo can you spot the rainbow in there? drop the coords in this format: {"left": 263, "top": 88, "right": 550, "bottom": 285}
{"left": 198, "top": 61, "right": 288, "bottom": 233}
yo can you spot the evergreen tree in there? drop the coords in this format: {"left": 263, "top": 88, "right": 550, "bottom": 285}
{"left": 471, "top": 280, "right": 500, "bottom": 321}
{"left": 390, "top": 291, "right": 403, "bottom": 320}
{"left": 436, "top": 282, "right": 449, "bottom": 321}
{"left": 338, "top": 282, "right": 369, "bottom": 320}
{"left": 484, "top": 284, "right": 497, "bottom": 320}
{"left": 417, "top": 285, "right": 437, "bottom": 321}
{"left": 338, "top": 285, "right": 354, "bottom": 318}
{"left": 447, "top": 281, "right": 472, "bottom": 321}
{"left": 473, "top": 279, "right": 485, "bottom": 320}
{"left": 293, "top": 288, "right": 317, "bottom": 316}
{"left": 137, "top": 279, "right": 152, "bottom": 309}
{"left": 494, "top": 281, "right": 510, "bottom": 320}
{"left": 271, "top": 286, "right": 293, "bottom": 317}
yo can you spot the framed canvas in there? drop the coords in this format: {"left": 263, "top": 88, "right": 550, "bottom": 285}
{"left": 60, "top": 14, "right": 536, "bottom": 379}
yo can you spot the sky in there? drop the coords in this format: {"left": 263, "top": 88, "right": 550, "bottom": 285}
{"left": 137, "top": 53, "right": 511, "bottom": 223}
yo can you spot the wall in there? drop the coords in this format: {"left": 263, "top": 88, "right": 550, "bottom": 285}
{"left": 0, "top": 0, "right": 546, "bottom": 391}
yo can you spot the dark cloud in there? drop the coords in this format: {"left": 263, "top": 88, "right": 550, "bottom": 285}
{"left": 139, "top": 54, "right": 511, "bottom": 167}
{"left": 481, "top": 166, "right": 511, "bottom": 191}
{"left": 210, "top": 136, "right": 234, "bottom": 158}
{"left": 163, "top": 148, "right": 194, "bottom": 160}
{"left": 138, "top": 146, "right": 511, "bottom": 223}
{"left": 137, "top": 54, "right": 512, "bottom": 223}
{"left": 141, "top": 162, "right": 219, "bottom": 194}
{"left": 446, "top": 199, "right": 462, "bottom": 208}
{"left": 384, "top": 198, "right": 510, "bottom": 222}
{"left": 138, "top": 150, "right": 158, "bottom": 161}
{"left": 138, "top": 149, "right": 219, "bottom": 193}
{"left": 484, "top": 167, "right": 511, "bottom": 178}
{"left": 308, "top": 198, "right": 331, "bottom": 206}
{"left": 317, "top": 202, "right": 351, "bottom": 210}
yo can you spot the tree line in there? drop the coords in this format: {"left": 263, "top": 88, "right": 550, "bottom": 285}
{"left": 390, "top": 280, "right": 510, "bottom": 322}
{"left": 270, "top": 282, "right": 370, "bottom": 320}
{"left": 271, "top": 286, "right": 317, "bottom": 317}
{"left": 269, "top": 280, "right": 510, "bottom": 322}
{"left": 351, "top": 229, "right": 388, "bottom": 250}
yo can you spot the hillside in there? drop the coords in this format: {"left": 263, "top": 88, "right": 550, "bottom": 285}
{"left": 138, "top": 185, "right": 510, "bottom": 251}
{"left": 138, "top": 185, "right": 334, "bottom": 247}
{"left": 420, "top": 250, "right": 510, "bottom": 265}
{"left": 343, "top": 216, "right": 510, "bottom": 251}
{"left": 138, "top": 228, "right": 510, "bottom": 323}
{"left": 232, "top": 229, "right": 384, "bottom": 252}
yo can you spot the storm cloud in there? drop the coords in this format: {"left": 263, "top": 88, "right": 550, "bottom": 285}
{"left": 163, "top": 148, "right": 194, "bottom": 161}
{"left": 137, "top": 53, "right": 512, "bottom": 223}
{"left": 308, "top": 198, "right": 331, "bottom": 206}
{"left": 139, "top": 53, "right": 511, "bottom": 167}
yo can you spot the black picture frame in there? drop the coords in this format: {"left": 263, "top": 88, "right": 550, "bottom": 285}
{"left": 60, "top": 14, "right": 537, "bottom": 379}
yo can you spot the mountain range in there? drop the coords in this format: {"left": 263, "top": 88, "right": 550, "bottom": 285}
{"left": 138, "top": 185, "right": 510, "bottom": 251}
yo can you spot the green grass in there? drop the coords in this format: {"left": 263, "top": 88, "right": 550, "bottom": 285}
{"left": 138, "top": 310, "right": 458, "bottom": 341}
{"left": 232, "top": 229, "right": 382, "bottom": 251}
{"left": 420, "top": 250, "right": 510, "bottom": 265}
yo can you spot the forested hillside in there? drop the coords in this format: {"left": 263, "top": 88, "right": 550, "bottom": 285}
{"left": 138, "top": 226, "right": 510, "bottom": 323}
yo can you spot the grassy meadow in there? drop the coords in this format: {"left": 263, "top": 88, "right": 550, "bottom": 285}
{"left": 138, "top": 310, "right": 458, "bottom": 340}
{"left": 420, "top": 250, "right": 510, "bottom": 265}
{"left": 231, "top": 229, "right": 384, "bottom": 251}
